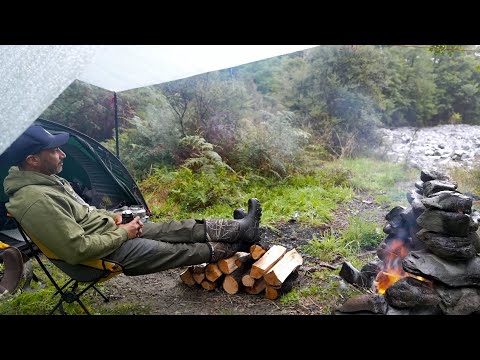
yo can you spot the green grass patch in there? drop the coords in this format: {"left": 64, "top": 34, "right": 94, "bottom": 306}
{"left": 0, "top": 259, "right": 143, "bottom": 315}
{"left": 280, "top": 271, "right": 367, "bottom": 313}
{"left": 302, "top": 215, "right": 383, "bottom": 262}
{"left": 448, "top": 166, "right": 480, "bottom": 195}
{"left": 336, "top": 158, "right": 417, "bottom": 192}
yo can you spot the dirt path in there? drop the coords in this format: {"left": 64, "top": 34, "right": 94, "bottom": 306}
{"left": 100, "top": 190, "right": 394, "bottom": 315}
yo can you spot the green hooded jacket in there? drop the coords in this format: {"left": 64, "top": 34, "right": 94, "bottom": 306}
{"left": 4, "top": 166, "right": 128, "bottom": 264}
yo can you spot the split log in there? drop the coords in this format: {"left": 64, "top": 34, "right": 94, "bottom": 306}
{"left": 205, "top": 263, "right": 223, "bottom": 282}
{"left": 223, "top": 267, "right": 247, "bottom": 295}
{"left": 179, "top": 267, "right": 196, "bottom": 287}
{"left": 234, "top": 252, "right": 253, "bottom": 268}
{"left": 201, "top": 279, "right": 216, "bottom": 291}
{"left": 193, "top": 272, "right": 206, "bottom": 284}
{"left": 265, "top": 270, "right": 298, "bottom": 300}
{"left": 218, "top": 252, "right": 246, "bottom": 274}
{"left": 245, "top": 278, "right": 266, "bottom": 295}
{"left": 250, "top": 244, "right": 266, "bottom": 260}
{"left": 242, "top": 273, "right": 255, "bottom": 287}
{"left": 250, "top": 245, "right": 287, "bottom": 279}
{"left": 263, "top": 248, "right": 303, "bottom": 287}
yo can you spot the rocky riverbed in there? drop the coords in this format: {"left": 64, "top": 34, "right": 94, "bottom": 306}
{"left": 377, "top": 124, "right": 480, "bottom": 171}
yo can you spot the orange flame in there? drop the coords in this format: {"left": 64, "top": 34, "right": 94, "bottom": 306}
{"left": 374, "top": 239, "right": 429, "bottom": 294}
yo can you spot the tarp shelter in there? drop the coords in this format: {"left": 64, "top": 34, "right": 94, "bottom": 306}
{"left": 0, "top": 45, "right": 318, "bottom": 157}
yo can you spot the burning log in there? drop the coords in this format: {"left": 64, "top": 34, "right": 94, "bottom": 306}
{"left": 373, "top": 239, "right": 413, "bottom": 294}
{"left": 250, "top": 245, "right": 287, "bottom": 279}
{"left": 360, "top": 261, "right": 382, "bottom": 289}
{"left": 339, "top": 261, "right": 370, "bottom": 288}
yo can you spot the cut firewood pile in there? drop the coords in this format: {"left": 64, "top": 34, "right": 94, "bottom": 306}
{"left": 180, "top": 244, "right": 303, "bottom": 300}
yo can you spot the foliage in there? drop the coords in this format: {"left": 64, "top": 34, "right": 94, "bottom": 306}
{"left": 428, "top": 45, "right": 465, "bottom": 56}
{"left": 380, "top": 46, "right": 437, "bottom": 127}
{"left": 139, "top": 165, "right": 245, "bottom": 216}
{"left": 233, "top": 110, "right": 310, "bottom": 177}
{"left": 432, "top": 52, "right": 480, "bottom": 125}
{"left": 39, "top": 45, "right": 480, "bottom": 182}
{"left": 176, "top": 135, "right": 235, "bottom": 174}
{"left": 158, "top": 73, "right": 252, "bottom": 164}
{"left": 101, "top": 92, "right": 182, "bottom": 179}
{"left": 40, "top": 80, "right": 123, "bottom": 142}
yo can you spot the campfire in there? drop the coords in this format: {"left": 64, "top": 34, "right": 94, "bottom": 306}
{"left": 374, "top": 239, "right": 430, "bottom": 294}
{"left": 337, "top": 169, "right": 480, "bottom": 315}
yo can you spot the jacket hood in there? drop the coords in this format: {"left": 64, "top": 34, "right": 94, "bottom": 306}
{"left": 4, "top": 167, "right": 60, "bottom": 197}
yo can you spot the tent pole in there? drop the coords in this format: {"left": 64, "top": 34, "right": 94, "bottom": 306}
{"left": 114, "top": 92, "right": 120, "bottom": 159}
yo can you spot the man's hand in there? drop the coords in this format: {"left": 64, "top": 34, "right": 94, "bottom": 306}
{"left": 114, "top": 213, "right": 123, "bottom": 225}
{"left": 118, "top": 216, "right": 144, "bottom": 239}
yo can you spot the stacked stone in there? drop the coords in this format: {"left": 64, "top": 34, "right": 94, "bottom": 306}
{"left": 338, "top": 169, "right": 480, "bottom": 315}
{"left": 393, "top": 170, "right": 480, "bottom": 314}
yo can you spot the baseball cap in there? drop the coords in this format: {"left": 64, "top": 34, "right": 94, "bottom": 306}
{"left": 3, "top": 125, "right": 70, "bottom": 165}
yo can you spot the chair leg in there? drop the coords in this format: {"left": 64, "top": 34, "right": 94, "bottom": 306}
{"left": 51, "top": 300, "right": 65, "bottom": 315}
{"left": 75, "top": 297, "right": 92, "bottom": 315}
{"left": 92, "top": 285, "right": 110, "bottom": 303}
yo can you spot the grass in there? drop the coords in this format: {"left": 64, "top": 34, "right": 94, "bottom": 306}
{"left": 336, "top": 158, "right": 418, "bottom": 207}
{"left": 0, "top": 257, "right": 139, "bottom": 315}
{"left": 302, "top": 216, "right": 383, "bottom": 262}
{"left": 279, "top": 271, "right": 369, "bottom": 313}
{"left": 448, "top": 166, "right": 480, "bottom": 195}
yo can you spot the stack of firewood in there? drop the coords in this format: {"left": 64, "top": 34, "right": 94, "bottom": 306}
{"left": 179, "top": 244, "right": 303, "bottom": 300}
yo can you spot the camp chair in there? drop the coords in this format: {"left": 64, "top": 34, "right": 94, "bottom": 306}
{"left": 8, "top": 214, "right": 124, "bottom": 315}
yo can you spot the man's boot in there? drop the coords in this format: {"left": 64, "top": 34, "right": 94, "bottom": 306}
{"left": 205, "top": 198, "right": 262, "bottom": 244}
{"left": 233, "top": 208, "right": 247, "bottom": 219}
{"left": 208, "top": 241, "right": 250, "bottom": 262}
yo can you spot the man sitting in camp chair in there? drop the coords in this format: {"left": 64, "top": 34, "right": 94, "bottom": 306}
{"left": 2, "top": 125, "right": 262, "bottom": 276}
